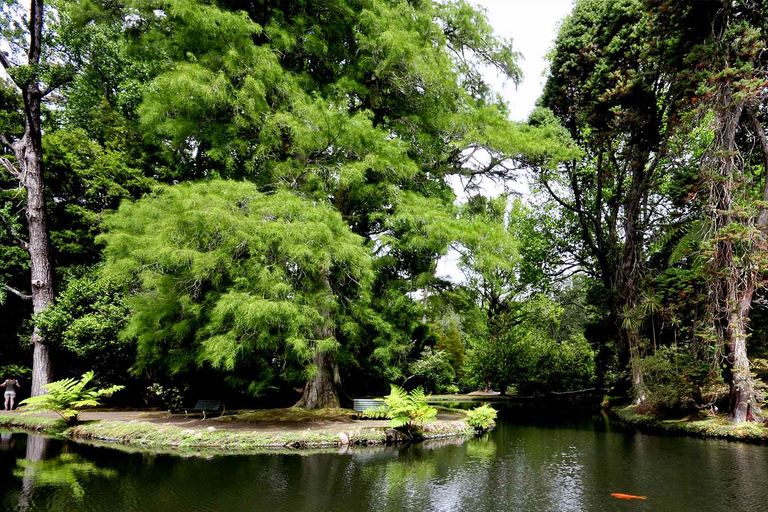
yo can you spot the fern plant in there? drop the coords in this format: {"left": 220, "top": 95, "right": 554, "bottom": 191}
{"left": 19, "top": 371, "right": 124, "bottom": 425}
{"left": 368, "top": 385, "right": 437, "bottom": 438}
{"left": 466, "top": 404, "right": 497, "bottom": 432}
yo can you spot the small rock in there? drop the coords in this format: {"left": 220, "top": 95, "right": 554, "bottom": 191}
{"left": 207, "top": 426, "right": 216, "bottom": 432}
{"left": 338, "top": 432, "right": 349, "bottom": 445}
{"left": 195, "top": 432, "right": 203, "bottom": 439}
{"left": 180, "top": 429, "right": 195, "bottom": 436}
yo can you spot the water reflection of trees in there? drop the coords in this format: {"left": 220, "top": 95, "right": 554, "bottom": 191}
{"left": 16, "top": 434, "right": 116, "bottom": 509}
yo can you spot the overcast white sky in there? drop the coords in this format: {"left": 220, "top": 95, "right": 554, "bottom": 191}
{"left": 472, "top": 0, "right": 574, "bottom": 121}
{"left": 436, "top": 0, "right": 574, "bottom": 282}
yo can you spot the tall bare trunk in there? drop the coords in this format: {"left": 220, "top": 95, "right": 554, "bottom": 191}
{"left": 726, "top": 282, "right": 757, "bottom": 422}
{"left": 0, "top": 0, "right": 54, "bottom": 396}
{"left": 26, "top": 131, "right": 54, "bottom": 397}
{"left": 25, "top": 0, "right": 53, "bottom": 397}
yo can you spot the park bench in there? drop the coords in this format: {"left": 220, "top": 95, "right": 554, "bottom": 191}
{"left": 353, "top": 398, "right": 386, "bottom": 414}
{"left": 184, "top": 400, "right": 225, "bottom": 419}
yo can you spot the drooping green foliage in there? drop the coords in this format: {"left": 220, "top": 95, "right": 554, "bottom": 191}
{"left": 100, "top": 180, "right": 374, "bottom": 397}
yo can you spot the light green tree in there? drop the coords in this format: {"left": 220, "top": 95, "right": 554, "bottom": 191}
{"left": 100, "top": 180, "right": 374, "bottom": 408}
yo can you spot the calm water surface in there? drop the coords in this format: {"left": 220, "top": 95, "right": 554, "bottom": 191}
{"left": 1, "top": 412, "right": 767, "bottom": 511}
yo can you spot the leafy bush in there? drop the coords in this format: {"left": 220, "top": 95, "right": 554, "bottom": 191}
{"left": 464, "top": 328, "right": 595, "bottom": 395}
{"left": 407, "top": 348, "right": 456, "bottom": 393}
{"left": 442, "top": 384, "right": 460, "bottom": 395}
{"left": 640, "top": 346, "right": 716, "bottom": 413}
{"left": 146, "top": 383, "right": 188, "bottom": 413}
{"left": 369, "top": 385, "right": 437, "bottom": 438}
{"left": 19, "top": 371, "right": 124, "bottom": 425}
{"left": 466, "top": 404, "right": 497, "bottom": 432}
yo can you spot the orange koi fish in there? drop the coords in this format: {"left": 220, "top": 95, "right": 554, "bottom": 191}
{"left": 611, "top": 493, "right": 648, "bottom": 500}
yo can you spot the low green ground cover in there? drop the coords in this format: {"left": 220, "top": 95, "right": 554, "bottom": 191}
{"left": 0, "top": 415, "right": 67, "bottom": 435}
{"left": 612, "top": 406, "right": 768, "bottom": 443}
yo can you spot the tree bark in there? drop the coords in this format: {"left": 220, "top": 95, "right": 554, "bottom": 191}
{"left": 0, "top": 0, "right": 55, "bottom": 396}
{"left": 704, "top": 83, "right": 760, "bottom": 422}
{"left": 296, "top": 273, "right": 340, "bottom": 409}
{"left": 618, "top": 154, "right": 651, "bottom": 404}
{"left": 297, "top": 350, "right": 340, "bottom": 409}
{"left": 24, "top": 0, "right": 54, "bottom": 397}
{"left": 726, "top": 282, "right": 757, "bottom": 422}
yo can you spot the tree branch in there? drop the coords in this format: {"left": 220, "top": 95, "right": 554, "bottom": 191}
{"left": 3, "top": 284, "right": 32, "bottom": 300}
{"left": 0, "top": 133, "right": 16, "bottom": 152}
{"left": 0, "top": 157, "right": 21, "bottom": 181}
{"left": 13, "top": 235, "right": 29, "bottom": 252}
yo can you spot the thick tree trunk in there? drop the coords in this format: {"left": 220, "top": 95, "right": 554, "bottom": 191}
{"left": 23, "top": 0, "right": 54, "bottom": 397}
{"left": 25, "top": 125, "right": 54, "bottom": 397}
{"left": 297, "top": 350, "right": 340, "bottom": 409}
{"left": 296, "top": 273, "right": 340, "bottom": 409}
{"left": 705, "top": 84, "right": 760, "bottom": 422}
{"left": 726, "top": 283, "right": 758, "bottom": 422}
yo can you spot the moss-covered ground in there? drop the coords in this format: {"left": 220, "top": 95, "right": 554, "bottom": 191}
{"left": 611, "top": 405, "right": 768, "bottom": 444}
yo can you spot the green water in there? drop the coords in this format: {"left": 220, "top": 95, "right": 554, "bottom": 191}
{"left": 1, "top": 413, "right": 767, "bottom": 511}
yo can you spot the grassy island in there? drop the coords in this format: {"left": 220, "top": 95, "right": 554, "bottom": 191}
{"left": 0, "top": 407, "right": 481, "bottom": 453}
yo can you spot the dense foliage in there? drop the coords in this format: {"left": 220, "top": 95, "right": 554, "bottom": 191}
{"left": 3, "top": 0, "right": 768, "bottom": 424}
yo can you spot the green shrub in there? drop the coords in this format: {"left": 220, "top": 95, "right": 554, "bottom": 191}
{"left": 369, "top": 385, "right": 437, "bottom": 438}
{"left": 407, "top": 348, "right": 456, "bottom": 393}
{"left": 147, "top": 383, "right": 188, "bottom": 413}
{"left": 466, "top": 404, "right": 497, "bottom": 432}
{"left": 442, "top": 384, "right": 460, "bottom": 395}
{"left": 20, "top": 371, "right": 124, "bottom": 425}
{"left": 640, "top": 346, "right": 715, "bottom": 413}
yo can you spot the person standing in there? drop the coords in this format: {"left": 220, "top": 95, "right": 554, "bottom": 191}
{"left": 2, "top": 379, "right": 21, "bottom": 410}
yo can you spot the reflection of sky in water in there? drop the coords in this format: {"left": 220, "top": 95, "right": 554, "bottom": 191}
{"left": 545, "top": 447, "right": 584, "bottom": 512}
{"left": 3, "top": 416, "right": 768, "bottom": 512}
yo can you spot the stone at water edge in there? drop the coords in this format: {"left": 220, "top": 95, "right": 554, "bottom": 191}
{"left": 207, "top": 426, "right": 216, "bottom": 432}
{"left": 195, "top": 432, "right": 203, "bottom": 439}
{"left": 338, "top": 432, "right": 349, "bottom": 445}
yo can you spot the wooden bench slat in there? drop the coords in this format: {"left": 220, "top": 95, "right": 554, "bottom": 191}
{"left": 353, "top": 398, "right": 385, "bottom": 413}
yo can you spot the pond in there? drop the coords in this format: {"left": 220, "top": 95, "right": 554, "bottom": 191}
{"left": 1, "top": 411, "right": 767, "bottom": 511}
